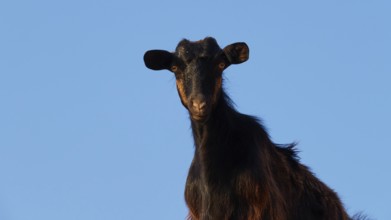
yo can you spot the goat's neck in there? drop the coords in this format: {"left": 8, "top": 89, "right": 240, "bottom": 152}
{"left": 190, "top": 91, "right": 234, "bottom": 149}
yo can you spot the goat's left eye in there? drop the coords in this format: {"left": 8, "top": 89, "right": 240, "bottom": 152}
{"left": 218, "top": 62, "right": 225, "bottom": 69}
{"left": 171, "top": 65, "right": 178, "bottom": 72}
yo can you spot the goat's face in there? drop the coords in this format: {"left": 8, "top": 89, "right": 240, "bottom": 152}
{"left": 144, "top": 37, "right": 249, "bottom": 122}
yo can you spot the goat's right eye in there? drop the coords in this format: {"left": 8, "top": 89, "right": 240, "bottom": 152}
{"left": 171, "top": 65, "right": 178, "bottom": 72}
{"left": 218, "top": 62, "right": 225, "bottom": 69}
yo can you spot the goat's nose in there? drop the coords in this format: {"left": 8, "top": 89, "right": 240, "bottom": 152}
{"left": 192, "top": 100, "right": 207, "bottom": 113}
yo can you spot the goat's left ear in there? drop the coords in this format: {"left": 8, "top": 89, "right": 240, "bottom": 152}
{"left": 144, "top": 50, "right": 174, "bottom": 71}
{"left": 223, "top": 42, "right": 249, "bottom": 65}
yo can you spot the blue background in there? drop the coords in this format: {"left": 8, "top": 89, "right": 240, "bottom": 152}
{"left": 1, "top": 1, "right": 390, "bottom": 219}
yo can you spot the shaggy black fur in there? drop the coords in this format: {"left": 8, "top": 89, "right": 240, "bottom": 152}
{"left": 144, "top": 37, "right": 366, "bottom": 220}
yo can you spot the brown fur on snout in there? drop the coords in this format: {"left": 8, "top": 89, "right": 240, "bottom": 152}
{"left": 176, "top": 79, "right": 188, "bottom": 107}
{"left": 212, "top": 77, "right": 222, "bottom": 107}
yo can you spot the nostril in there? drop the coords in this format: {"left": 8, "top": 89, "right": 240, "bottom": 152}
{"left": 199, "top": 102, "right": 206, "bottom": 110}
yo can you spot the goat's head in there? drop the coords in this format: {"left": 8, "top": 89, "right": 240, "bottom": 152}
{"left": 144, "top": 37, "right": 249, "bottom": 122}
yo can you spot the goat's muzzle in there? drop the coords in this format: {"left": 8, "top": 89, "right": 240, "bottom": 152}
{"left": 189, "top": 97, "right": 210, "bottom": 122}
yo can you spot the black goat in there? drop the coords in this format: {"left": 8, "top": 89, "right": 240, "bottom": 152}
{"left": 144, "top": 37, "right": 356, "bottom": 220}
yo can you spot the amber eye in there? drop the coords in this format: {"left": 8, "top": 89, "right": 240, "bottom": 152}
{"left": 171, "top": 65, "right": 178, "bottom": 72}
{"left": 218, "top": 62, "right": 225, "bottom": 70}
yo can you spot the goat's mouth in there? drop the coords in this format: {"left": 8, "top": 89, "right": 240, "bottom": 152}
{"left": 189, "top": 111, "right": 210, "bottom": 122}
{"left": 191, "top": 114, "right": 207, "bottom": 121}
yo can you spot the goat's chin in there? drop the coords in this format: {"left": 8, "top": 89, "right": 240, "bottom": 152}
{"left": 190, "top": 113, "right": 209, "bottom": 123}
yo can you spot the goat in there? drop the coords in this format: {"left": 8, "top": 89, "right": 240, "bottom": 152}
{"left": 144, "top": 37, "right": 355, "bottom": 220}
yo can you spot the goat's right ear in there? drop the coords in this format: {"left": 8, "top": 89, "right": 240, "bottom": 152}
{"left": 143, "top": 50, "right": 173, "bottom": 71}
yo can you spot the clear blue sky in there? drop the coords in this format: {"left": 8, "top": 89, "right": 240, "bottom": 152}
{"left": 1, "top": 1, "right": 390, "bottom": 219}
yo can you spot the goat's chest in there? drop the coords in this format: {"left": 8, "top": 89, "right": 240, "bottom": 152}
{"left": 186, "top": 154, "right": 249, "bottom": 208}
